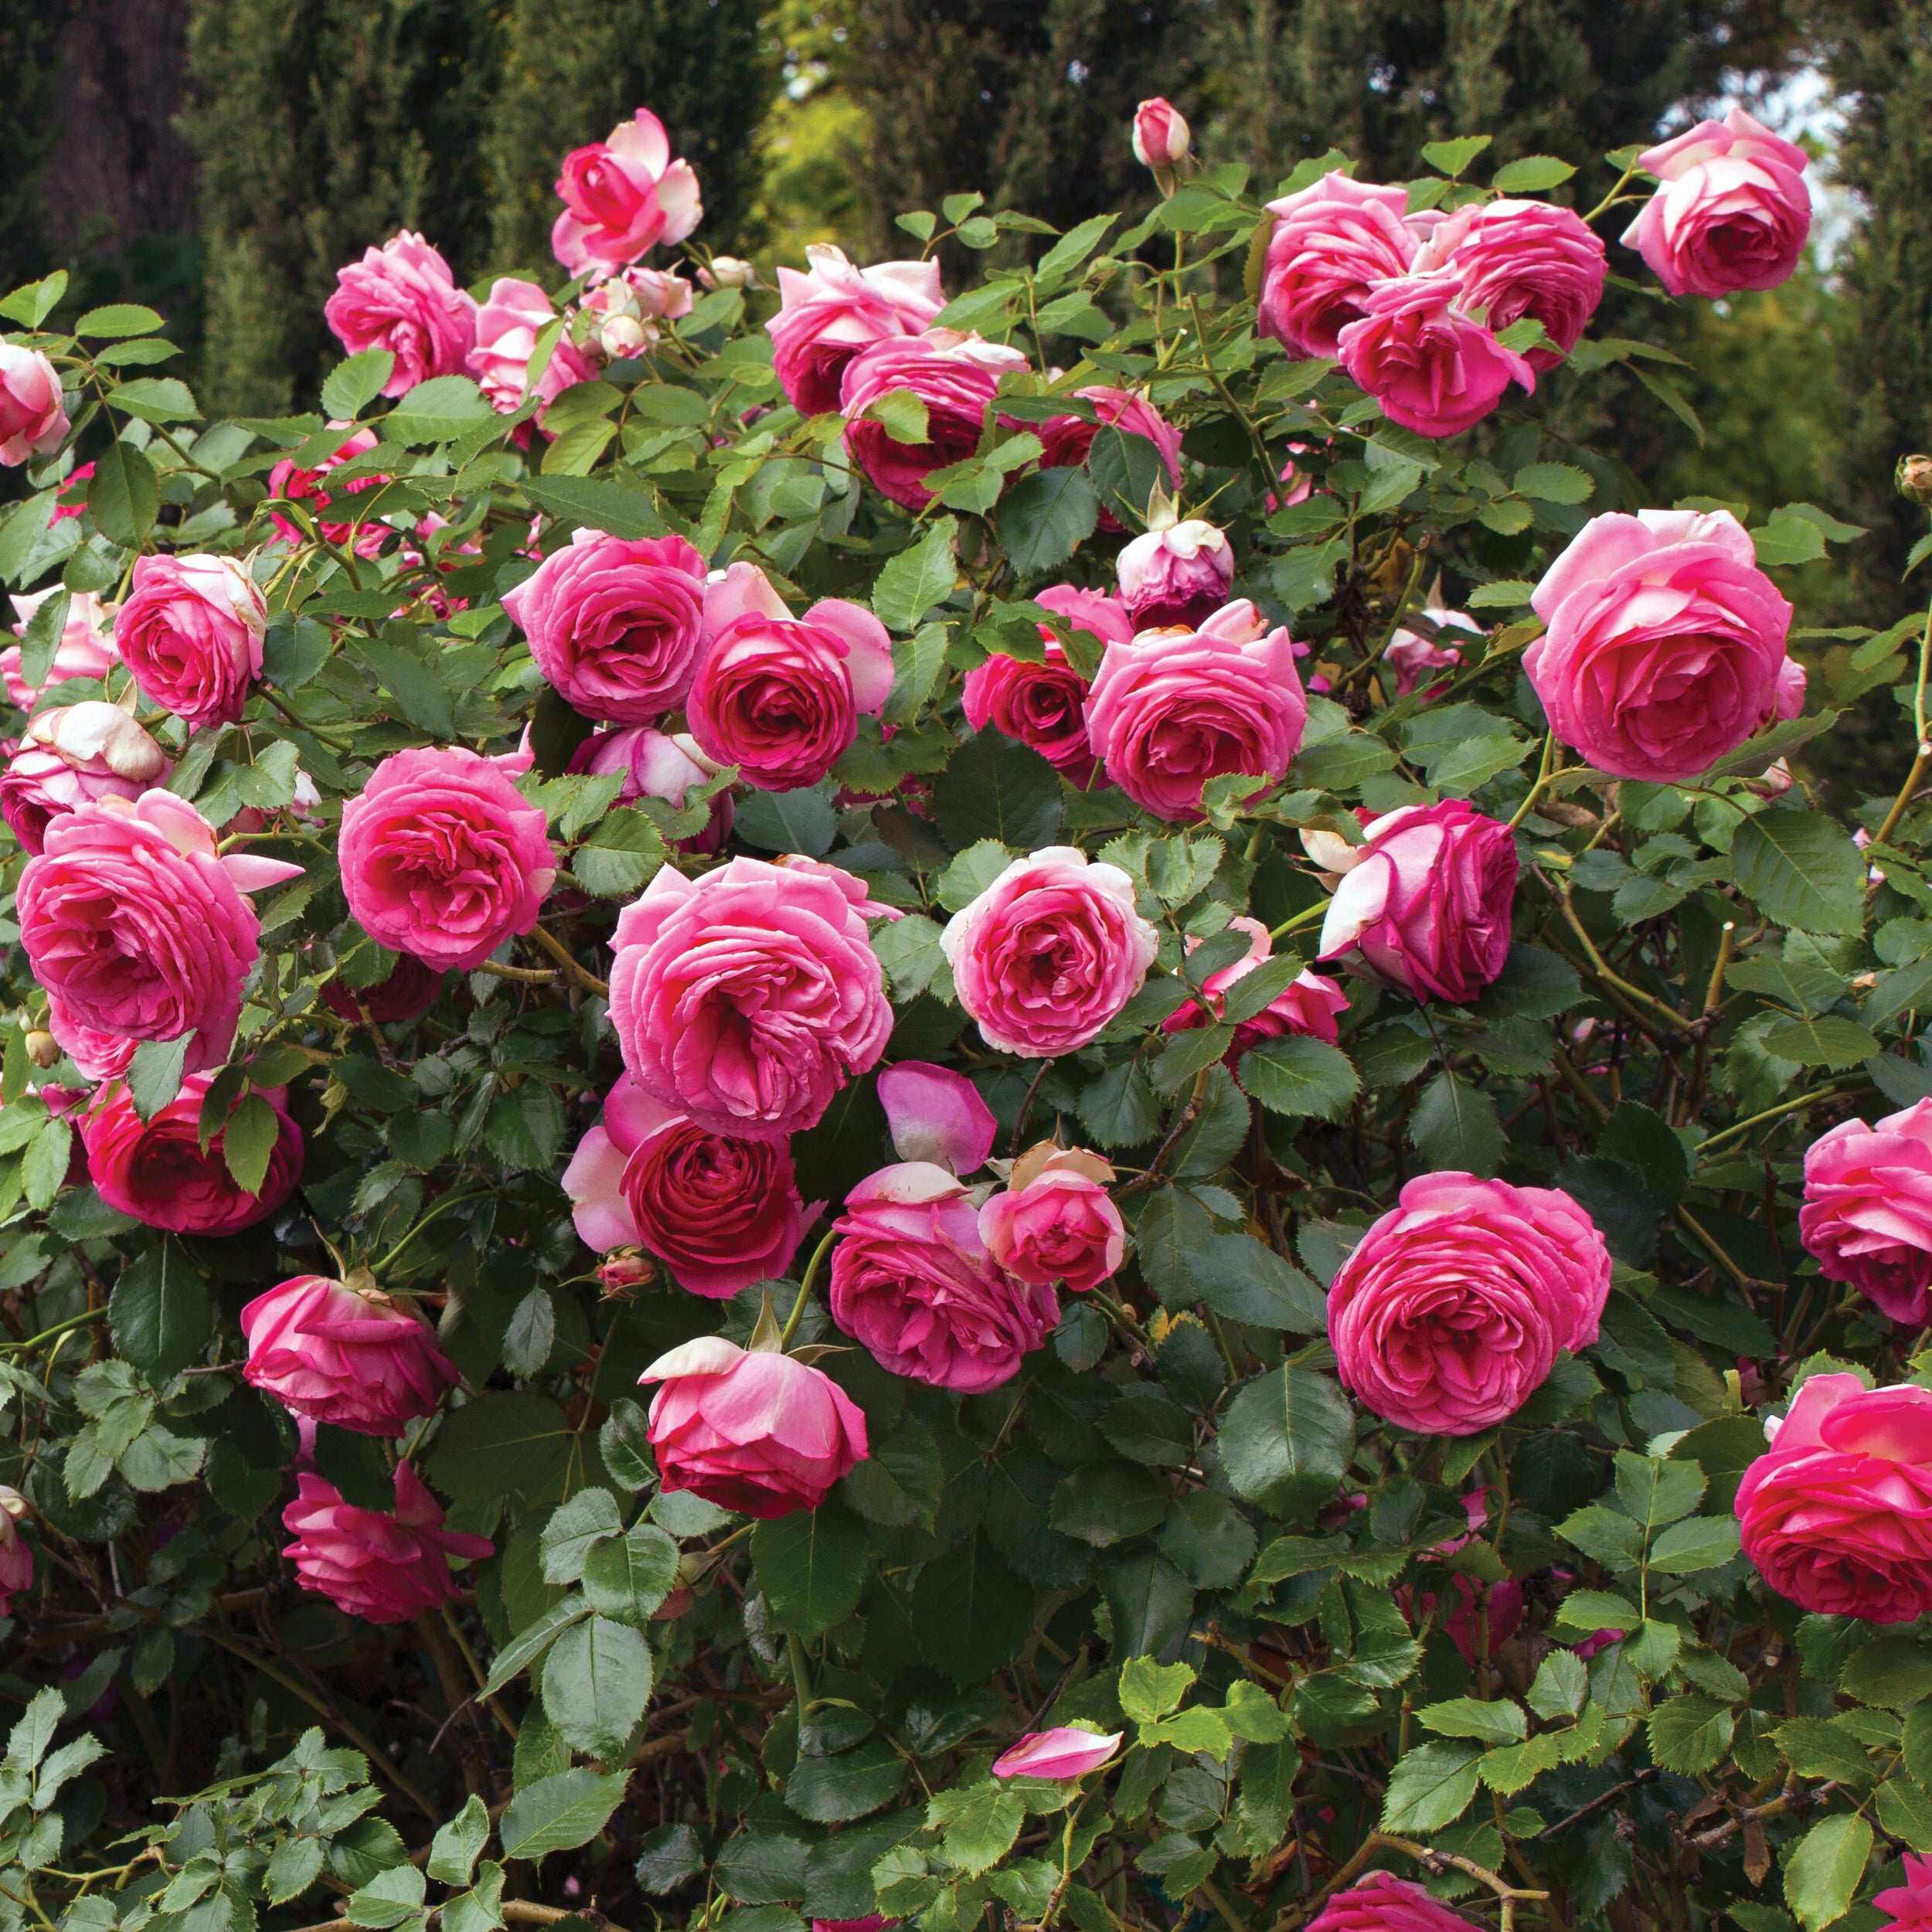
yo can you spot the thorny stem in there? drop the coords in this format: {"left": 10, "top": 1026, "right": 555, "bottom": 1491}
{"left": 529, "top": 925, "right": 609, "bottom": 998}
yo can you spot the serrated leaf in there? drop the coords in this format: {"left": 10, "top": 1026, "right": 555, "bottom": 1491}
{"left": 1379, "top": 1740, "right": 1481, "bottom": 1832}
{"left": 1784, "top": 1813, "right": 1871, "bottom": 1932}
{"left": 872, "top": 518, "right": 959, "bottom": 632}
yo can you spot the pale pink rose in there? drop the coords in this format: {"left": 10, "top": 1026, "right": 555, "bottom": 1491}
{"left": 1328, "top": 1172, "right": 1611, "bottom": 1434}
{"left": 1776, "top": 655, "right": 1808, "bottom": 721}
{"left": 1383, "top": 607, "right": 1478, "bottom": 699}
{"left": 338, "top": 747, "right": 556, "bottom": 972}
{"left": 282, "top": 1461, "right": 492, "bottom": 1624}
{"left": 561, "top": 1073, "right": 807, "bottom": 1298}
{"left": 1037, "top": 388, "right": 1184, "bottom": 533}
{"left": 552, "top": 108, "right": 702, "bottom": 275}
{"left": 1131, "top": 98, "right": 1190, "bottom": 172}
{"left": 0, "top": 1488, "right": 30, "bottom": 1616}
{"left": 503, "top": 529, "right": 709, "bottom": 725}
{"left": 1084, "top": 599, "right": 1308, "bottom": 822}
{"left": 0, "top": 702, "right": 169, "bottom": 855}
{"left": 1162, "top": 917, "right": 1349, "bottom": 1056}
{"left": 879, "top": 1060, "right": 998, "bottom": 1174}
{"left": 767, "top": 244, "right": 946, "bottom": 414}
{"left": 640, "top": 1335, "right": 868, "bottom": 1518}
{"left": 992, "top": 1729, "right": 1123, "bottom": 1781}
{"left": 240, "top": 1275, "right": 458, "bottom": 1437}
{"left": 1337, "top": 272, "right": 1534, "bottom": 438}
{"left": 963, "top": 584, "right": 1131, "bottom": 787}
{"left": 1875, "top": 1853, "right": 1932, "bottom": 1930}
{"left": 567, "top": 726, "right": 732, "bottom": 852}
{"left": 609, "top": 855, "right": 893, "bottom": 1138}
{"left": 575, "top": 267, "right": 694, "bottom": 361}
{"left": 3, "top": 590, "right": 116, "bottom": 708}
{"left": 1115, "top": 518, "right": 1233, "bottom": 629}
{"left": 1800, "top": 1100, "right": 1932, "bottom": 1325}
{"left": 1737, "top": 1374, "right": 1932, "bottom": 1623}
{"left": 0, "top": 345, "right": 68, "bottom": 465}
{"left": 687, "top": 561, "right": 893, "bottom": 790}
{"left": 941, "top": 846, "right": 1158, "bottom": 1058}
{"left": 267, "top": 425, "right": 388, "bottom": 553}
{"left": 830, "top": 1162, "right": 1059, "bottom": 1393}
{"left": 1420, "top": 199, "right": 1607, "bottom": 369}
{"left": 702, "top": 257, "right": 757, "bottom": 291}
{"left": 1622, "top": 105, "right": 1811, "bottom": 299}
{"left": 324, "top": 231, "right": 478, "bottom": 396}
{"left": 1308, "top": 1875, "right": 1480, "bottom": 1932}
{"left": 1257, "top": 172, "right": 1418, "bottom": 355}
{"left": 840, "top": 332, "right": 1031, "bottom": 510}
{"left": 115, "top": 553, "right": 266, "bottom": 730}
{"left": 19, "top": 791, "right": 299, "bottom": 1074}
{"left": 1526, "top": 509, "right": 1794, "bottom": 782}
{"left": 468, "top": 277, "right": 597, "bottom": 413}
{"left": 980, "top": 1145, "right": 1124, "bottom": 1292}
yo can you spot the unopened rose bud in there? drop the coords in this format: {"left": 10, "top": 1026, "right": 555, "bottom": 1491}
{"left": 1131, "top": 97, "right": 1192, "bottom": 174}
{"left": 22, "top": 1029, "right": 57, "bottom": 1069}
{"left": 597, "top": 1250, "right": 655, "bottom": 1296}
{"left": 1900, "top": 455, "right": 1932, "bottom": 505}
{"left": 598, "top": 315, "right": 649, "bottom": 359}
{"left": 702, "top": 256, "right": 757, "bottom": 291}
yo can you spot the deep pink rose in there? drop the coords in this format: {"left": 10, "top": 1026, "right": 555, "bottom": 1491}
{"left": 768, "top": 244, "right": 946, "bottom": 414}
{"left": 115, "top": 553, "right": 267, "bottom": 730}
{"left": 687, "top": 562, "right": 894, "bottom": 790}
{"left": 941, "top": 845, "right": 1158, "bottom": 1058}
{"left": 561, "top": 1073, "right": 808, "bottom": 1298}
{"left": 503, "top": 529, "right": 709, "bottom": 725}
{"left": 1131, "top": 98, "right": 1190, "bottom": 172}
{"left": 82, "top": 1073, "right": 304, "bottom": 1236}
{"left": 282, "top": 1461, "right": 492, "bottom": 1625}
{"left": 0, "top": 1488, "right": 31, "bottom": 1616}
{"left": 1338, "top": 273, "right": 1535, "bottom": 438}
{"left": 1038, "top": 388, "right": 1182, "bottom": 532}
{"left": 568, "top": 726, "right": 731, "bottom": 852}
{"left": 1399, "top": 1489, "right": 1523, "bottom": 1666}
{"left": 338, "top": 747, "right": 556, "bottom": 971}
{"left": 609, "top": 855, "right": 893, "bottom": 1138}
{"left": 1318, "top": 800, "right": 1518, "bottom": 1005}
{"left": 992, "top": 1727, "right": 1122, "bottom": 1780}
{"left": 1163, "top": 917, "right": 1349, "bottom": 1056}
{"left": 1736, "top": 1374, "right": 1932, "bottom": 1623}
{"left": 1308, "top": 1874, "right": 1480, "bottom": 1932}
{"left": 1115, "top": 518, "right": 1233, "bottom": 629}
{"left": 19, "top": 791, "right": 299, "bottom": 1074}
{"left": 1801, "top": 1100, "right": 1932, "bottom": 1325}
{"left": 1421, "top": 199, "right": 1607, "bottom": 369}
{"left": 962, "top": 585, "right": 1131, "bottom": 786}
{"left": 0, "top": 345, "right": 67, "bottom": 465}
{"left": 1383, "top": 606, "right": 1478, "bottom": 699}
{"left": 1328, "top": 1171, "right": 1611, "bottom": 1434}
{"left": 980, "top": 1145, "right": 1124, "bottom": 1292}
{"left": 468, "top": 277, "right": 597, "bottom": 413}
{"left": 830, "top": 1162, "right": 1059, "bottom": 1393}
{"left": 4, "top": 590, "right": 116, "bottom": 707}
{"left": 1876, "top": 1852, "right": 1932, "bottom": 1931}
{"left": 321, "top": 953, "right": 447, "bottom": 1026}
{"left": 0, "top": 702, "right": 169, "bottom": 855}
{"left": 240, "top": 1274, "right": 457, "bottom": 1437}
{"left": 840, "top": 332, "right": 1030, "bottom": 510}
{"left": 1084, "top": 599, "right": 1308, "bottom": 823}
{"left": 324, "top": 231, "right": 478, "bottom": 396}
{"left": 267, "top": 425, "right": 388, "bottom": 553}
{"left": 552, "top": 108, "right": 702, "bottom": 275}
{"left": 879, "top": 1061, "right": 998, "bottom": 1174}
{"left": 641, "top": 1335, "right": 868, "bottom": 1519}
{"left": 1526, "top": 508, "right": 1794, "bottom": 782}
{"left": 1623, "top": 106, "right": 1811, "bottom": 299}
{"left": 1257, "top": 172, "right": 1418, "bottom": 355}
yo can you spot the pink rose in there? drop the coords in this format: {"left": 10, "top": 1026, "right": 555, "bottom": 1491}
{"left": 1114, "top": 517, "right": 1234, "bottom": 629}
{"left": 1622, "top": 105, "right": 1811, "bottom": 299}
{"left": 1308, "top": 1874, "right": 1480, "bottom": 1932}
{"left": 1328, "top": 1172, "right": 1611, "bottom": 1435}
{"left": 878, "top": 1060, "right": 998, "bottom": 1174}
{"left": 324, "top": 231, "right": 478, "bottom": 396}
{"left": 576, "top": 266, "right": 694, "bottom": 361}
{"left": 567, "top": 727, "right": 731, "bottom": 852}
{"left": 1318, "top": 800, "right": 1518, "bottom": 1005}
{"left": 1421, "top": 199, "right": 1607, "bottom": 369}
{"left": 962, "top": 585, "right": 1131, "bottom": 786}
{"left": 941, "top": 846, "right": 1158, "bottom": 1058}
{"left": 1399, "top": 1488, "right": 1523, "bottom": 1666}
{"left": 3, "top": 590, "right": 116, "bottom": 708}
{"left": 1383, "top": 607, "right": 1478, "bottom": 699}
{"left": 561, "top": 1073, "right": 807, "bottom": 1298}
{"left": 767, "top": 243, "right": 946, "bottom": 414}
{"left": 1131, "top": 98, "right": 1190, "bottom": 172}
{"left": 82, "top": 1073, "right": 304, "bottom": 1236}
{"left": 840, "top": 332, "right": 1030, "bottom": 510}
{"left": 1875, "top": 1853, "right": 1932, "bottom": 1930}
{"left": 830, "top": 1162, "right": 1060, "bottom": 1393}
{"left": 0, "top": 1488, "right": 29, "bottom": 1614}
{"left": 1084, "top": 599, "right": 1308, "bottom": 823}
{"left": 19, "top": 791, "right": 299, "bottom": 1074}
{"left": 1737, "top": 1374, "right": 1932, "bottom": 1623}
{"left": 1257, "top": 172, "right": 1418, "bottom": 356}
{"left": 282, "top": 1461, "right": 492, "bottom": 1625}
{"left": 552, "top": 108, "right": 702, "bottom": 275}
{"left": 1163, "top": 917, "right": 1349, "bottom": 1056}
{"left": 468, "top": 277, "right": 597, "bottom": 413}
{"left": 1801, "top": 1100, "right": 1932, "bottom": 1325}
{"left": 640, "top": 1335, "right": 868, "bottom": 1518}
{"left": 1338, "top": 273, "right": 1535, "bottom": 437}
{"left": 115, "top": 553, "right": 267, "bottom": 730}
{"left": 0, "top": 345, "right": 67, "bottom": 465}
{"left": 267, "top": 425, "right": 388, "bottom": 553}
{"left": 503, "top": 529, "right": 709, "bottom": 725}
{"left": 338, "top": 747, "right": 556, "bottom": 972}
{"left": 1038, "top": 389, "right": 1182, "bottom": 532}
{"left": 687, "top": 562, "right": 893, "bottom": 790}
{"left": 610, "top": 855, "right": 893, "bottom": 1138}
{"left": 980, "top": 1145, "right": 1124, "bottom": 1292}
{"left": 991, "top": 1727, "right": 1122, "bottom": 1780}
{"left": 321, "top": 953, "right": 447, "bottom": 1026}
{"left": 0, "top": 702, "right": 169, "bottom": 855}
{"left": 1526, "top": 509, "right": 1794, "bottom": 783}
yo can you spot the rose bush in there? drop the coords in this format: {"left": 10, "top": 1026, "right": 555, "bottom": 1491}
{"left": 5, "top": 97, "right": 1932, "bottom": 1932}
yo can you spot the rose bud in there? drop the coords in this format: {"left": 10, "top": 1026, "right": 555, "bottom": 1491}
{"left": 991, "top": 1727, "right": 1123, "bottom": 1781}
{"left": 703, "top": 255, "right": 758, "bottom": 290}
{"left": 1900, "top": 456, "right": 1932, "bottom": 505}
{"left": 22, "top": 1030, "right": 57, "bottom": 1070}
{"left": 0, "top": 1486, "right": 31, "bottom": 1615}
{"left": 1115, "top": 513, "right": 1233, "bottom": 629}
{"left": 0, "top": 345, "right": 68, "bottom": 466}
{"left": 0, "top": 702, "right": 171, "bottom": 855}
{"left": 1131, "top": 98, "right": 1191, "bottom": 176}
{"left": 979, "top": 1145, "right": 1125, "bottom": 1293}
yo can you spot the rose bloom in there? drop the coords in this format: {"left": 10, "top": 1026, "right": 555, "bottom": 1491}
{"left": 0, "top": 1487, "right": 30, "bottom": 1615}
{"left": 468, "top": 277, "right": 597, "bottom": 413}
{"left": 1308, "top": 1874, "right": 1480, "bottom": 1932}
{"left": 552, "top": 108, "right": 702, "bottom": 276}
{"left": 1875, "top": 1852, "right": 1932, "bottom": 1931}
{"left": 1164, "top": 917, "right": 1349, "bottom": 1056}
{"left": 1526, "top": 508, "right": 1794, "bottom": 783}
{"left": 1384, "top": 606, "right": 1479, "bottom": 699}
{"left": 1421, "top": 198, "right": 1607, "bottom": 369}
{"left": 1623, "top": 105, "right": 1811, "bottom": 299}
{"left": 267, "top": 424, "right": 388, "bottom": 553}
{"left": 1084, "top": 600, "right": 1308, "bottom": 823}
{"left": 687, "top": 561, "right": 894, "bottom": 790}
{"left": 640, "top": 1335, "right": 868, "bottom": 1519}
{"left": 1338, "top": 273, "right": 1535, "bottom": 438}
{"left": 831, "top": 1162, "right": 1060, "bottom": 1394}
{"left": 1318, "top": 800, "right": 1518, "bottom": 1005}
{"left": 941, "top": 846, "right": 1158, "bottom": 1058}
{"left": 576, "top": 266, "right": 694, "bottom": 361}
{"left": 0, "top": 345, "right": 67, "bottom": 465}
{"left": 1736, "top": 1374, "right": 1932, "bottom": 1623}
{"left": 1115, "top": 518, "right": 1234, "bottom": 629}
{"left": 503, "top": 529, "right": 709, "bottom": 725}
{"left": 1801, "top": 1100, "right": 1932, "bottom": 1325}
{"left": 879, "top": 1060, "right": 998, "bottom": 1174}
{"left": 3, "top": 589, "right": 116, "bottom": 707}
{"left": 1037, "top": 388, "right": 1182, "bottom": 532}
{"left": 980, "top": 1145, "right": 1124, "bottom": 1292}
{"left": 568, "top": 726, "right": 732, "bottom": 852}
{"left": 767, "top": 243, "right": 946, "bottom": 414}
{"left": 840, "top": 331, "right": 1030, "bottom": 510}
{"left": 83, "top": 1073, "right": 304, "bottom": 1236}
{"left": 1257, "top": 172, "right": 1418, "bottom": 355}
{"left": 1327, "top": 1172, "right": 1611, "bottom": 1435}
{"left": 1131, "top": 97, "right": 1190, "bottom": 172}
{"left": 324, "top": 231, "right": 478, "bottom": 396}
{"left": 0, "top": 702, "right": 169, "bottom": 855}
{"left": 561, "top": 1072, "right": 807, "bottom": 1298}
{"left": 115, "top": 553, "right": 267, "bottom": 730}
{"left": 338, "top": 747, "right": 556, "bottom": 972}
{"left": 19, "top": 791, "right": 299, "bottom": 1074}
{"left": 321, "top": 952, "right": 447, "bottom": 1026}
{"left": 282, "top": 1461, "right": 492, "bottom": 1625}
{"left": 992, "top": 1727, "right": 1123, "bottom": 1781}
{"left": 962, "top": 585, "right": 1133, "bottom": 786}
{"left": 610, "top": 855, "right": 893, "bottom": 1139}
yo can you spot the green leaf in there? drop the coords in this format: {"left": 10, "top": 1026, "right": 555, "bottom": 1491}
{"left": 322, "top": 351, "right": 397, "bottom": 420}
{"left": 106, "top": 377, "right": 198, "bottom": 423}
{"left": 108, "top": 1240, "right": 211, "bottom": 1382}
{"left": 582, "top": 1522, "right": 681, "bottom": 1626}
{"left": 785, "top": 1737, "right": 908, "bottom": 1823}
{"left": 1379, "top": 1740, "right": 1482, "bottom": 1832}
{"left": 1646, "top": 1515, "right": 1741, "bottom": 1574}
{"left": 1730, "top": 810, "right": 1865, "bottom": 936}
{"left": 87, "top": 440, "right": 159, "bottom": 546}
{"left": 1215, "top": 1365, "right": 1355, "bottom": 1512}
{"left": 1784, "top": 1812, "right": 1872, "bottom": 1932}
{"left": 1491, "top": 155, "right": 1578, "bottom": 192}
{"left": 753, "top": 1501, "right": 870, "bottom": 1638}
{"left": 482, "top": 1598, "right": 589, "bottom": 1697}
{"left": 934, "top": 731, "right": 1063, "bottom": 851}
{"left": 266, "top": 1836, "right": 327, "bottom": 1906}
{"left": 497, "top": 1768, "right": 631, "bottom": 1863}
{"left": 521, "top": 477, "right": 665, "bottom": 541}
{"left": 1237, "top": 1036, "right": 1358, "bottom": 1121}
{"left": 538, "top": 1488, "right": 623, "bottom": 1586}
{"left": 1421, "top": 136, "right": 1492, "bottom": 176}
{"left": 383, "top": 374, "right": 495, "bottom": 444}
{"left": 428, "top": 1797, "right": 492, "bottom": 1887}
{"left": 128, "top": 1036, "right": 191, "bottom": 1122}
{"left": 542, "top": 1614, "right": 651, "bottom": 1761}
{"left": 1647, "top": 1693, "right": 1736, "bottom": 1774}
{"left": 353, "top": 632, "right": 456, "bottom": 738}
{"left": 872, "top": 517, "right": 960, "bottom": 632}
{"left": 1417, "top": 1697, "right": 1527, "bottom": 1745}
{"left": 76, "top": 302, "right": 163, "bottom": 338}
{"left": 221, "top": 1092, "right": 280, "bottom": 1195}
{"left": 866, "top": 389, "right": 929, "bottom": 444}
{"left": 1842, "top": 1636, "right": 1932, "bottom": 1710}
{"left": 1514, "top": 461, "right": 1593, "bottom": 503}
{"left": 430, "top": 1393, "right": 577, "bottom": 1508}
{"left": 1762, "top": 1015, "right": 1881, "bottom": 1070}
{"left": 995, "top": 468, "right": 1100, "bottom": 577}
{"left": 1192, "top": 1233, "right": 1327, "bottom": 1332}
{"left": 926, "top": 1785, "right": 1026, "bottom": 1876}
{"left": 1409, "top": 1071, "right": 1504, "bottom": 1177}
{"left": 716, "top": 1832, "right": 809, "bottom": 1905}
{"left": 734, "top": 786, "right": 838, "bottom": 858}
